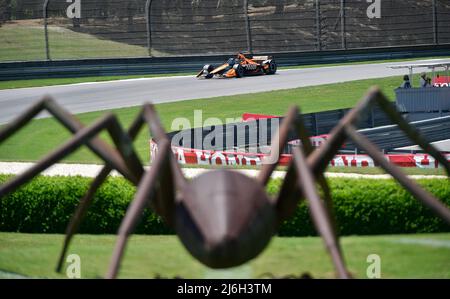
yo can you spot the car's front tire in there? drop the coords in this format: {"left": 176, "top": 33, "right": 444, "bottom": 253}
{"left": 203, "top": 64, "right": 215, "bottom": 79}
{"left": 233, "top": 64, "right": 244, "bottom": 78}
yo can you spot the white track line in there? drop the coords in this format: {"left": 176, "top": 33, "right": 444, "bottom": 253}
{"left": 0, "top": 162, "right": 445, "bottom": 180}
{"left": 4, "top": 75, "right": 195, "bottom": 92}
{"left": 391, "top": 238, "right": 450, "bottom": 249}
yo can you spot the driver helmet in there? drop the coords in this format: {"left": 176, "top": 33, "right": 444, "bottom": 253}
{"left": 227, "top": 58, "right": 236, "bottom": 66}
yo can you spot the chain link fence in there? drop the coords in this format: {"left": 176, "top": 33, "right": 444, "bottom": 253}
{"left": 0, "top": 0, "right": 449, "bottom": 62}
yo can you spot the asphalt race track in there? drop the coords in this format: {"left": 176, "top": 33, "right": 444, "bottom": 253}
{"left": 0, "top": 59, "right": 445, "bottom": 125}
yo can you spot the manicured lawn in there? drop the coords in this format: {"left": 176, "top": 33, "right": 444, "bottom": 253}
{"left": 0, "top": 232, "right": 448, "bottom": 279}
{"left": 0, "top": 76, "right": 402, "bottom": 164}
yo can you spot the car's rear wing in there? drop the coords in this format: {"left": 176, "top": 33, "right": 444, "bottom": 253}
{"left": 251, "top": 55, "right": 273, "bottom": 61}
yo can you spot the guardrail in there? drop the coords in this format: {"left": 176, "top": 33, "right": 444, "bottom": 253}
{"left": 343, "top": 115, "right": 450, "bottom": 152}
{"left": 1, "top": 44, "right": 450, "bottom": 81}
{"left": 167, "top": 106, "right": 391, "bottom": 154}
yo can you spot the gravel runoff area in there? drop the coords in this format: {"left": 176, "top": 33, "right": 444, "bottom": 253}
{"left": 0, "top": 162, "right": 446, "bottom": 180}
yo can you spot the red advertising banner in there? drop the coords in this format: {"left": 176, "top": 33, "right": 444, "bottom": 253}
{"left": 433, "top": 76, "right": 450, "bottom": 87}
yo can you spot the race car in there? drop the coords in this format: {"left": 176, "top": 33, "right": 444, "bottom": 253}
{"left": 196, "top": 53, "right": 277, "bottom": 79}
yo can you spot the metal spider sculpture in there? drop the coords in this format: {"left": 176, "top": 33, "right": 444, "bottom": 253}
{"left": 0, "top": 87, "right": 449, "bottom": 279}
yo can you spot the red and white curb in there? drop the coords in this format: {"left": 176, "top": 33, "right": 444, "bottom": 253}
{"left": 151, "top": 140, "right": 450, "bottom": 169}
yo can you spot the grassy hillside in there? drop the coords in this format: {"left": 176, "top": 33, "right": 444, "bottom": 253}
{"left": 0, "top": 20, "right": 149, "bottom": 61}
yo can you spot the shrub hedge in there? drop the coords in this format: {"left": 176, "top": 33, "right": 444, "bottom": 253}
{"left": 0, "top": 174, "right": 449, "bottom": 236}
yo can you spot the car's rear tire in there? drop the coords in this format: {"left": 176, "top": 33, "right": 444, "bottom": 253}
{"left": 265, "top": 61, "right": 277, "bottom": 75}
{"left": 233, "top": 64, "right": 244, "bottom": 78}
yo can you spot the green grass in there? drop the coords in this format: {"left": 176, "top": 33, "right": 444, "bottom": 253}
{"left": 0, "top": 21, "right": 150, "bottom": 62}
{"left": 0, "top": 232, "right": 449, "bottom": 278}
{"left": 0, "top": 75, "right": 403, "bottom": 164}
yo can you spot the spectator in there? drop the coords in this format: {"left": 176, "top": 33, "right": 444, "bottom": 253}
{"left": 419, "top": 72, "right": 427, "bottom": 88}
{"left": 400, "top": 75, "right": 411, "bottom": 88}
{"left": 426, "top": 77, "right": 433, "bottom": 87}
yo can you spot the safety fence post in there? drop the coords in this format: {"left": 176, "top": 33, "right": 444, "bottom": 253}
{"left": 243, "top": 0, "right": 253, "bottom": 54}
{"left": 145, "top": 0, "right": 153, "bottom": 57}
{"left": 432, "top": 0, "right": 438, "bottom": 45}
{"left": 341, "top": 0, "right": 346, "bottom": 49}
{"left": 315, "top": 0, "right": 321, "bottom": 51}
{"left": 43, "top": 0, "right": 50, "bottom": 60}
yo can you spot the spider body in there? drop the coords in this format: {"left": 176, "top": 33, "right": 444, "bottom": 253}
{"left": 176, "top": 170, "right": 275, "bottom": 268}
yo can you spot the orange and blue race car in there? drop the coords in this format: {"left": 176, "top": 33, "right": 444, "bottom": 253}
{"left": 196, "top": 53, "right": 277, "bottom": 79}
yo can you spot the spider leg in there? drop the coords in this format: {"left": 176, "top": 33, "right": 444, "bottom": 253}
{"left": 141, "top": 104, "right": 187, "bottom": 190}
{"left": 273, "top": 109, "right": 346, "bottom": 227}
{"left": 0, "top": 96, "right": 83, "bottom": 142}
{"left": 275, "top": 88, "right": 393, "bottom": 213}
{"left": 293, "top": 113, "right": 344, "bottom": 262}
{"left": 307, "top": 87, "right": 450, "bottom": 176}
{"left": 258, "top": 106, "right": 298, "bottom": 186}
{"left": 270, "top": 90, "right": 389, "bottom": 277}
{"left": 56, "top": 103, "right": 182, "bottom": 273}
{"left": 0, "top": 113, "right": 143, "bottom": 198}
{"left": 274, "top": 87, "right": 450, "bottom": 278}
{"left": 291, "top": 146, "right": 350, "bottom": 278}
{"left": 345, "top": 125, "right": 450, "bottom": 223}
{"left": 56, "top": 166, "right": 111, "bottom": 272}
{"left": 371, "top": 89, "right": 450, "bottom": 177}
{"left": 269, "top": 109, "right": 346, "bottom": 277}
{"left": 0, "top": 97, "right": 134, "bottom": 178}
{"left": 106, "top": 139, "right": 172, "bottom": 279}
{"left": 0, "top": 98, "right": 153, "bottom": 273}
{"left": 274, "top": 122, "right": 349, "bottom": 224}
{"left": 253, "top": 105, "right": 309, "bottom": 223}
{"left": 306, "top": 86, "right": 450, "bottom": 178}
{"left": 56, "top": 106, "right": 152, "bottom": 272}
